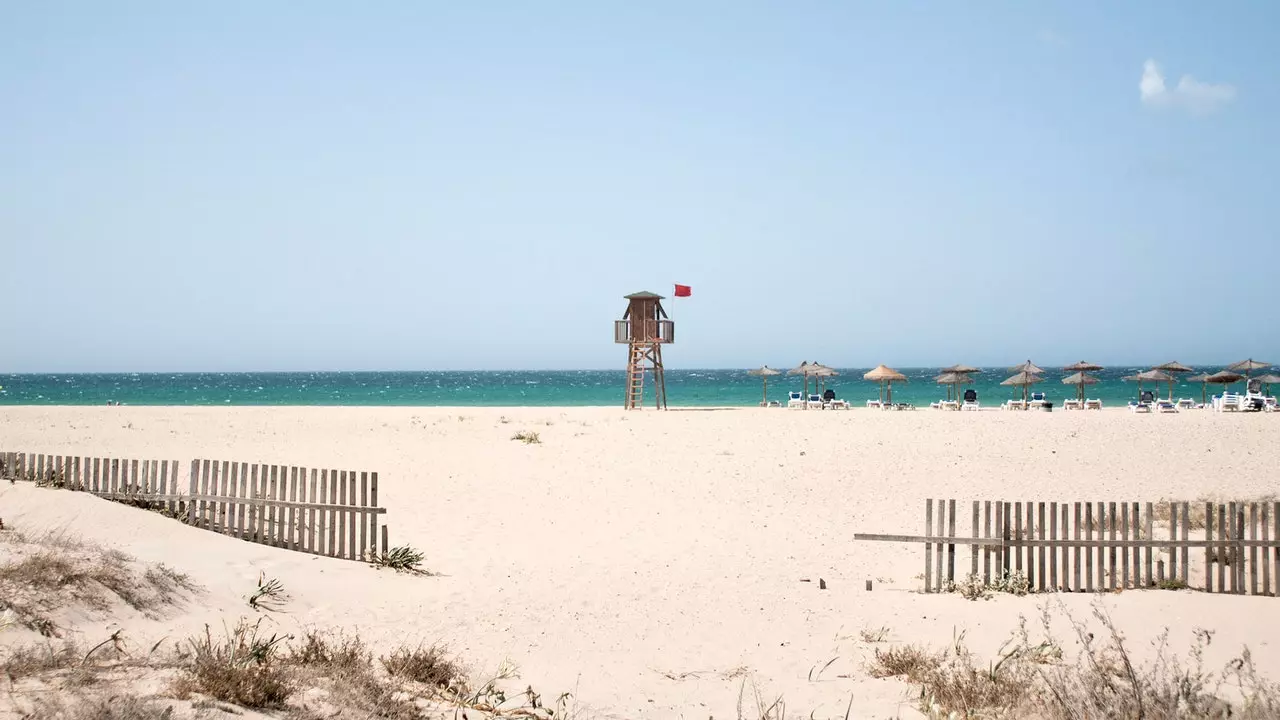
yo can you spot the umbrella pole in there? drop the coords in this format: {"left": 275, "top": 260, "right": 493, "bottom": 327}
{"left": 1202, "top": 382, "right": 1206, "bottom": 406}
{"left": 762, "top": 376, "right": 768, "bottom": 406}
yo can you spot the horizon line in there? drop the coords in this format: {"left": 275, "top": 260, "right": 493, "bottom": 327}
{"left": 2, "top": 360, "right": 1270, "bottom": 376}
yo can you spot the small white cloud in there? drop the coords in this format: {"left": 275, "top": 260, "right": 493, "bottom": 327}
{"left": 1140, "top": 59, "right": 1236, "bottom": 114}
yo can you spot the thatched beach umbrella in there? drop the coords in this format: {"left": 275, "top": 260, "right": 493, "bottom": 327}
{"left": 1063, "top": 361, "right": 1104, "bottom": 373}
{"left": 788, "top": 361, "right": 817, "bottom": 401}
{"left": 1253, "top": 373, "right": 1280, "bottom": 396}
{"left": 1010, "top": 360, "right": 1044, "bottom": 375}
{"left": 864, "top": 364, "right": 907, "bottom": 404}
{"left": 934, "top": 372, "right": 974, "bottom": 402}
{"left": 1206, "top": 370, "right": 1245, "bottom": 396}
{"left": 1122, "top": 369, "right": 1174, "bottom": 400}
{"left": 811, "top": 364, "right": 838, "bottom": 396}
{"left": 1228, "top": 359, "right": 1272, "bottom": 378}
{"left": 1061, "top": 371, "right": 1100, "bottom": 402}
{"left": 788, "top": 362, "right": 833, "bottom": 408}
{"left": 747, "top": 366, "right": 781, "bottom": 405}
{"left": 942, "top": 364, "right": 982, "bottom": 375}
{"left": 1001, "top": 370, "right": 1043, "bottom": 405}
{"left": 1153, "top": 362, "right": 1194, "bottom": 400}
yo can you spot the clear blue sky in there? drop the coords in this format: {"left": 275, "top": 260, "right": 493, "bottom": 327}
{"left": 3, "top": 1, "right": 1277, "bottom": 372}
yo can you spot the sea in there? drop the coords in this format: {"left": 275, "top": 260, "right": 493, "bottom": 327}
{"left": 0, "top": 368, "right": 1246, "bottom": 407}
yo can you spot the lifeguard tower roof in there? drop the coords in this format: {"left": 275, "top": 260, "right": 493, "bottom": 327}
{"left": 623, "top": 291, "right": 665, "bottom": 300}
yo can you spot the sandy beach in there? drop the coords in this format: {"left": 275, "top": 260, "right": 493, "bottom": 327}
{"left": 3, "top": 405, "right": 1279, "bottom": 718}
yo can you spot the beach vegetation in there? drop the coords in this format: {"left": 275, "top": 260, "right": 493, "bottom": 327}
{"left": 872, "top": 601, "right": 1280, "bottom": 719}
{"left": 380, "top": 644, "right": 462, "bottom": 687}
{"left": 0, "top": 526, "right": 198, "bottom": 636}
{"left": 20, "top": 692, "right": 177, "bottom": 720}
{"left": 946, "top": 571, "right": 1030, "bottom": 601}
{"left": 173, "top": 619, "right": 294, "bottom": 708}
{"left": 859, "top": 626, "right": 891, "bottom": 643}
{"left": 370, "top": 544, "right": 429, "bottom": 574}
{"left": 512, "top": 430, "right": 542, "bottom": 444}
{"left": 246, "top": 572, "right": 289, "bottom": 612}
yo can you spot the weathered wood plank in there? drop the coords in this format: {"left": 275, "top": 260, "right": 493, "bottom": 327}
{"left": 288, "top": 466, "right": 299, "bottom": 551}
{"left": 1135, "top": 502, "right": 1145, "bottom": 585}
{"left": 946, "top": 499, "right": 956, "bottom": 586}
{"left": 332, "top": 468, "right": 343, "bottom": 558}
{"left": 1250, "top": 503, "right": 1259, "bottom": 596}
{"left": 1108, "top": 502, "right": 1117, "bottom": 591}
{"left": 1180, "top": 502, "right": 1190, "bottom": 586}
{"left": 371, "top": 471, "right": 381, "bottom": 555}
{"left": 970, "top": 501, "right": 980, "bottom": 580}
{"left": 1205, "top": 504, "right": 1215, "bottom": 593}
{"left": 308, "top": 468, "right": 318, "bottom": 555}
{"left": 1085, "top": 503, "right": 1095, "bottom": 592}
{"left": 1273, "top": 501, "right": 1280, "bottom": 598}
{"left": 187, "top": 460, "right": 199, "bottom": 524}
{"left": 1121, "top": 501, "right": 1131, "bottom": 588}
{"left": 360, "top": 471, "right": 370, "bottom": 560}
{"left": 982, "top": 501, "right": 992, "bottom": 585}
{"left": 1263, "top": 502, "right": 1272, "bottom": 597}
{"left": 1014, "top": 501, "right": 1024, "bottom": 578}
{"left": 1235, "top": 504, "right": 1245, "bottom": 595}
{"left": 1036, "top": 502, "right": 1046, "bottom": 592}
{"left": 998, "top": 502, "right": 1008, "bottom": 577}
{"left": 1220, "top": 504, "right": 1229, "bottom": 594}
{"left": 924, "top": 499, "right": 934, "bottom": 592}
{"left": 349, "top": 471, "right": 359, "bottom": 561}
{"left": 1048, "top": 502, "right": 1058, "bottom": 592}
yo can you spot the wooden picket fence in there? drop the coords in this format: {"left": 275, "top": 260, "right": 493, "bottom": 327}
{"left": 856, "top": 499, "right": 1280, "bottom": 596}
{"left": 1, "top": 451, "right": 388, "bottom": 562}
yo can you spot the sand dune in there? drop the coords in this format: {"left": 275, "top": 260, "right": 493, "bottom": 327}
{"left": 2, "top": 405, "right": 1278, "bottom": 717}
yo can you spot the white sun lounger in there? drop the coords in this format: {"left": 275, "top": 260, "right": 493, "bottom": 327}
{"left": 787, "top": 391, "right": 806, "bottom": 409}
{"left": 1084, "top": 399, "right": 1103, "bottom": 410}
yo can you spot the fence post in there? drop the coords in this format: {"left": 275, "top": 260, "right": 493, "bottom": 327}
{"left": 924, "top": 499, "right": 934, "bottom": 593}
{"left": 1263, "top": 503, "right": 1273, "bottom": 597}
{"left": 1205, "top": 504, "right": 1215, "bottom": 593}
{"left": 371, "top": 472, "right": 381, "bottom": 557}
{"left": 187, "top": 460, "right": 199, "bottom": 525}
{"left": 935, "top": 499, "right": 946, "bottom": 591}
{"left": 947, "top": 499, "right": 956, "bottom": 586}
{"left": 1249, "top": 503, "right": 1259, "bottom": 596}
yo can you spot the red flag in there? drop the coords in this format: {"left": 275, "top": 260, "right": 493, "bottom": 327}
{"left": 674, "top": 284, "right": 692, "bottom": 297}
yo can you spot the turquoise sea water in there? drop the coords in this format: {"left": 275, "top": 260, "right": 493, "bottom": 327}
{"left": 0, "top": 368, "right": 1259, "bottom": 407}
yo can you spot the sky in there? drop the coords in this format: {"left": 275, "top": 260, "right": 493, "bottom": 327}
{"left": 2, "top": 1, "right": 1278, "bottom": 372}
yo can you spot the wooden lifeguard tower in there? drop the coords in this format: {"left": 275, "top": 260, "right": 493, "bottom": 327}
{"left": 615, "top": 291, "right": 674, "bottom": 409}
